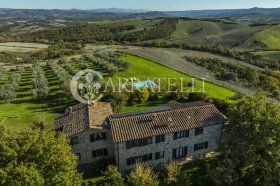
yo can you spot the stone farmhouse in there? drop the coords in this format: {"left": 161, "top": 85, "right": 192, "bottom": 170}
{"left": 54, "top": 101, "right": 227, "bottom": 171}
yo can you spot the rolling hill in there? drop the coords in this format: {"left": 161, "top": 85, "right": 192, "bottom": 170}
{"left": 241, "top": 24, "right": 280, "bottom": 50}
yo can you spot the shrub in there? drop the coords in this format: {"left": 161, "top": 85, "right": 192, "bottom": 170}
{"left": 188, "top": 92, "right": 208, "bottom": 102}
{"left": 47, "top": 61, "right": 72, "bottom": 95}
{"left": 127, "top": 163, "right": 159, "bottom": 186}
{"left": 104, "top": 165, "right": 125, "bottom": 186}
{"left": 0, "top": 84, "right": 16, "bottom": 103}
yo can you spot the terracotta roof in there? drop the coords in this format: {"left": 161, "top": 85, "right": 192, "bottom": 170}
{"left": 54, "top": 102, "right": 113, "bottom": 136}
{"left": 160, "top": 101, "right": 211, "bottom": 109}
{"left": 109, "top": 103, "right": 225, "bottom": 143}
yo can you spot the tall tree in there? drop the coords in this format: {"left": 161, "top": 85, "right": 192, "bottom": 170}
{"left": 217, "top": 95, "right": 280, "bottom": 185}
{"left": 0, "top": 126, "right": 83, "bottom": 186}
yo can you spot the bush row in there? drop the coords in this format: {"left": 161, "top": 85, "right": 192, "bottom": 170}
{"left": 184, "top": 56, "right": 280, "bottom": 97}
{"left": 47, "top": 61, "right": 72, "bottom": 96}
{"left": 58, "top": 59, "right": 78, "bottom": 75}
{"left": 0, "top": 66, "right": 24, "bottom": 102}
{"left": 94, "top": 53, "right": 131, "bottom": 70}
{"left": 32, "top": 64, "right": 48, "bottom": 98}
{"left": 84, "top": 55, "right": 118, "bottom": 76}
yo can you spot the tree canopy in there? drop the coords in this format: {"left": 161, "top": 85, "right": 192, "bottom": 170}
{"left": 0, "top": 127, "right": 82, "bottom": 186}
{"left": 214, "top": 95, "right": 280, "bottom": 185}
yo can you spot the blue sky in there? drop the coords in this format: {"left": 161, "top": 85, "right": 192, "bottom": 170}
{"left": 0, "top": 0, "right": 280, "bottom": 11}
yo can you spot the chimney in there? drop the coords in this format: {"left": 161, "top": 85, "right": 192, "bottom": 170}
{"left": 88, "top": 100, "right": 97, "bottom": 107}
{"left": 167, "top": 117, "right": 173, "bottom": 127}
{"left": 66, "top": 107, "right": 73, "bottom": 114}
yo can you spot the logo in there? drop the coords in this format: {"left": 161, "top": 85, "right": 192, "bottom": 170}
{"left": 70, "top": 69, "right": 103, "bottom": 104}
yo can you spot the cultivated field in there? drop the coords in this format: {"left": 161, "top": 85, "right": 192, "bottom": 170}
{"left": 0, "top": 42, "right": 49, "bottom": 52}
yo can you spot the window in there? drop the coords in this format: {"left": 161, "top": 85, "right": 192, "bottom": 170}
{"left": 142, "top": 137, "right": 153, "bottom": 146}
{"left": 76, "top": 153, "right": 81, "bottom": 161}
{"left": 70, "top": 136, "right": 79, "bottom": 145}
{"left": 55, "top": 127, "right": 63, "bottom": 133}
{"left": 173, "top": 146, "right": 188, "bottom": 159}
{"left": 194, "top": 142, "right": 208, "bottom": 151}
{"left": 155, "top": 134, "right": 165, "bottom": 143}
{"left": 126, "top": 137, "right": 153, "bottom": 149}
{"left": 155, "top": 151, "right": 165, "bottom": 160}
{"left": 90, "top": 132, "right": 106, "bottom": 142}
{"left": 195, "top": 127, "right": 204, "bottom": 136}
{"left": 92, "top": 148, "right": 108, "bottom": 158}
{"left": 174, "top": 130, "right": 189, "bottom": 140}
{"left": 142, "top": 154, "right": 153, "bottom": 162}
{"left": 127, "top": 153, "right": 153, "bottom": 166}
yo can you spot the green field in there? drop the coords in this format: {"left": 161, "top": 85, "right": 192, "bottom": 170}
{"left": 171, "top": 20, "right": 223, "bottom": 40}
{"left": 169, "top": 19, "right": 263, "bottom": 47}
{"left": 0, "top": 65, "right": 73, "bottom": 130}
{"left": 242, "top": 24, "right": 280, "bottom": 50}
{"left": 118, "top": 55, "right": 236, "bottom": 101}
{"left": 252, "top": 50, "right": 280, "bottom": 60}
{"left": 0, "top": 54, "right": 236, "bottom": 130}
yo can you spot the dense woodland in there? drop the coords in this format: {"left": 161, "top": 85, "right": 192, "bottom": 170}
{"left": 3, "top": 18, "right": 178, "bottom": 44}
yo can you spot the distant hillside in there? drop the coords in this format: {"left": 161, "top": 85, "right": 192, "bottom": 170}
{"left": 127, "top": 11, "right": 168, "bottom": 19}
{"left": 241, "top": 24, "right": 280, "bottom": 50}
{"left": 171, "top": 19, "right": 245, "bottom": 40}
{"left": 1, "top": 8, "right": 280, "bottom": 23}
{"left": 6, "top": 18, "right": 178, "bottom": 43}
{"left": 164, "top": 19, "right": 265, "bottom": 48}
{"left": 165, "top": 8, "right": 280, "bottom": 23}
{"left": 2, "top": 15, "right": 280, "bottom": 51}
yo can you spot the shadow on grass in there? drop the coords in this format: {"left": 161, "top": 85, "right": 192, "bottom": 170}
{"left": 17, "top": 87, "right": 32, "bottom": 92}
{"left": 16, "top": 93, "right": 31, "bottom": 98}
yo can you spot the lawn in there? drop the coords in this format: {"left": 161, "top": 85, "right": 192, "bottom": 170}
{"left": 117, "top": 55, "right": 236, "bottom": 102}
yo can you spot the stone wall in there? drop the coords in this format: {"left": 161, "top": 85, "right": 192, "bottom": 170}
{"left": 71, "top": 127, "right": 114, "bottom": 165}
{"left": 114, "top": 124, "right": 223, "bottom": 171}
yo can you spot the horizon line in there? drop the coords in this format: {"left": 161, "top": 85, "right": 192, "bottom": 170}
{"left": 0, "top": 6, "right": 279, "bottom": 12}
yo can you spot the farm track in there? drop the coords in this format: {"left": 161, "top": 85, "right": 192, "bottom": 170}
{"left": 126, "top": 47, "right": 280, "bottom": 103}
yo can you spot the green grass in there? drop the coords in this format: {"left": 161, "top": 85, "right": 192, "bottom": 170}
{"left": 171, "top": 19, "right": 246, "bottom": 41}
{"left": 171, "top": 20, "right": 222, "bottom": 40}
{"left": 252, "top": 50, "right": 280, "bottom": 61}
{"left": 242, "top": 24, "right": 280, "bottom": 50}
{"left": 169, "top": 19, "right": 259, "bottom": 48}
{"left": 0, "top": 65, "right": 75, "bottom": 130}
{"left": 0, "top": 54, "right": 236, "bottom": 130}
{"left": 117, "top": 55, "right": 236, "bottom": 102}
